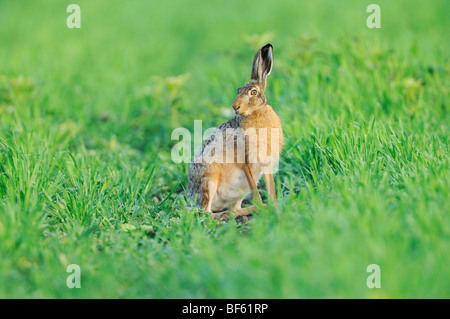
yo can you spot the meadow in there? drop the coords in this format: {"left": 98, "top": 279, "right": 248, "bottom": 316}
{"left": 0, "top": 0, "right": 449, "bottom": 298}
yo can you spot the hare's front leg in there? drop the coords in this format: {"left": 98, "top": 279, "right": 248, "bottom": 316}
{"left": 242, "top": 163, "right": 263, "bottom": 203}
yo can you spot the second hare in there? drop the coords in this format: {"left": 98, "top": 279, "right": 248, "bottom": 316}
{"left": 188, "top": 43, "right": 284, "bottom": 218}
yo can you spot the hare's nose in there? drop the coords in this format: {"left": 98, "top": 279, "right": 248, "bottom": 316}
{"left": 232, "top": 104, "right": 240, "bottom": 111}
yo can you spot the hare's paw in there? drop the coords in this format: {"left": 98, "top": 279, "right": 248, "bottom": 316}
{"left": 211, "top": 211, "right": 230, "bottom": 221}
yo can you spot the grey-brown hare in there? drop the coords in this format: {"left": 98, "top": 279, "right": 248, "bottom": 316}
{"left": 188, "top": 44, "right": 284, "bottom": 219}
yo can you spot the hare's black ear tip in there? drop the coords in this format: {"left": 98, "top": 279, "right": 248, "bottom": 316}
{"left": 261, "top": 43, "right": 273, "bottom": 54}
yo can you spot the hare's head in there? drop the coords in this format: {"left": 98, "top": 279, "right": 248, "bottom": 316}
{"left": 232, "top": 44, "right": 273, "bottom": 116}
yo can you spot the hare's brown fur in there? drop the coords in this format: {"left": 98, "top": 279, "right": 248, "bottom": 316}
{"left": 188, "top": 44, "right": 283, "bottom": 217}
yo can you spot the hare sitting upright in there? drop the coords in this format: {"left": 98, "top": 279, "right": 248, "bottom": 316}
{"left": 188, "top": 43, "right": 284, "bottom": 218}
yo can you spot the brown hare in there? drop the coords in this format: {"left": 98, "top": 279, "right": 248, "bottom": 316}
{"left": 188, "top": 43, "right": 284, "bottom": 218}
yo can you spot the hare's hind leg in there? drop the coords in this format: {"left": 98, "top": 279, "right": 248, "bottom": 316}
{"left": 201, "top": 175, "right": 219, "bottom": 213}
{"left": 225, "top": 163, "right": 263, "bottom": 218}
{"left": 211, "top": 198, "right": 243, "bottom": 221}
{"left": 211, "top": 162, "right": 265, "bottom": 220}
{"left": 212, "top": 204, "right": 267, "bottom": 220}
{"left": 235, "top": 206, "right": 256, "bottom": 217}
{"left": 235, "top": 204, "right": 268, "bottom": 217}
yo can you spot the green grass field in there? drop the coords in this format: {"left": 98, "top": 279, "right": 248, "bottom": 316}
{"left": 0, "top": 0, "right": 449, "bottom": 298}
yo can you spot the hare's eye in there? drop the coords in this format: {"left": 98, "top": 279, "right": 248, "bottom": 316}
{"left": 250, "top": 89, "right": 258, "bottom": 96}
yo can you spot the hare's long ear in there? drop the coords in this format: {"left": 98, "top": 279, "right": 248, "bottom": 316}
{"left": 251, "top": 43, "right": 273, "bottom": 91}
